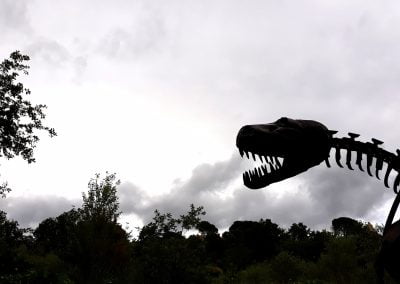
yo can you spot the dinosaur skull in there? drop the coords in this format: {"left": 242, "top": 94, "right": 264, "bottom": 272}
{"left": 236, "top": 117, "right": 331, "bottom": 189}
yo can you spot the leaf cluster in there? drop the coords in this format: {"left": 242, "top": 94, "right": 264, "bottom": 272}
{"left": 0, "top": 51, "right": 56, "bottom": 163}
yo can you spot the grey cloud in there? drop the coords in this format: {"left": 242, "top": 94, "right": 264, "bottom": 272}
{"left": 26, "top": 38, "right": 71, "bottom": 67}
{"left": 301, "top": 165, "right": 394, "bottom": 227}
{"left": 0, "top": 195, "right": 80, "bottom": 228}
{"left": 0, "top": 0, "right": 31, "bottom": 33}
{"left": 120, "top": 154, "right": 394, "bottom": 231}
{"left": 98, "top": 17, "right": 165, "bottom": 60}
{"left": 118, "top": 154, "right": 245, "bottom": 226}
{"left": 24, "top": 38, "right": 89, "bottom": 82}
{"left": 0, "top": 156, "right": 393, "bottom": 231}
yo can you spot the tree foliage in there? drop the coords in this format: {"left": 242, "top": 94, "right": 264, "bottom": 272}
{"left": 0, "top": 51, "right": 56, "bottom": 163}
{"left": 0, "top": 51, "right": 56, "bottom": 197}
{"left": 0, "top": 184, "right": 393, "bottom": 283}
{"left": 80, "top": 172, "right": 121, "bottom": 223}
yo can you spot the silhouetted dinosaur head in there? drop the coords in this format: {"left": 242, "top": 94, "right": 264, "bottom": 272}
{"left": 236, "top": 117, "right": 331, "bottom": 189}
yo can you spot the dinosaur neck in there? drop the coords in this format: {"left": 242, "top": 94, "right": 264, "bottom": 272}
{"left": 325, "top": 131, "right": 400, "bottom": 193}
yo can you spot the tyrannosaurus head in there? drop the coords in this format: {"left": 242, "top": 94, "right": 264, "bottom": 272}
{"left": 236, "top": 117, "right": 331, "bottom": 189}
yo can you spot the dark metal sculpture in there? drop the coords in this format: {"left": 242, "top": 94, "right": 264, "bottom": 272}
{"left": 236, "top": 117, "right": 400, "bottom": 282}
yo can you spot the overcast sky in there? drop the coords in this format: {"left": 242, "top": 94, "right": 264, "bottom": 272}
{"left": 1, "top": 0, "right": 400, "bottom": 232}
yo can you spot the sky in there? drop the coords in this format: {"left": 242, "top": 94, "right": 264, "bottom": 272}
{"left": 1, "top": 0, "right": 400, "bottom": 233}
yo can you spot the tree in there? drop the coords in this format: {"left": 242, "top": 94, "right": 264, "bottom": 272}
{"left": 180, "top": 204, "right": 206, "bottom": 233}
{"left": 134, "top": 205, "right": 210, "bottom": 283}
{"left": 0, "top": 51, "right": 56, "bottom": 196}
{"left": 80, "top": 172, "right": 121, "bottom": 223}
{"left": 332, "top": 217, "right": 363, "bottom": 237}
{"left": 0, "top": 51, "right": 56, "bottom": 162}
{"left": 197, "top": 220, "right": 218, "bottom": 236}
{"left": 35, "top": 174, "right": 131, "bottom": 283}
{"left": 0, "top": 211, "right": 32, "bottom": 281}
{"left": 138, "top": 204, "right": 205, "bottom": 241}
{"left": 288, "top": 222, "right": 310, "bottom": 241}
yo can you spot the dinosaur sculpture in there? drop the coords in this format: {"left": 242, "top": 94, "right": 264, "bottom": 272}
{"left": 236, "top": 117, "right": 400, "bottom": 282}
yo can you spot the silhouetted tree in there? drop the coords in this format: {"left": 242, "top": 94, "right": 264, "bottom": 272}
{"left": 76, "top": 173, "right": 130, "bottom": 283}
{"left": 34, "top": 174, "right": 131, "bottom": 283}
{"left": 197, "top": 220, "right": 218, "bottom": 236}
{"left": 138, "top": 204, "right": 205, "bottom": 241}
{"left": 34, "top": 209, "right": 80, "bottom": 261}
{"left": 134, "top": 205, "right": 210, "bottom": 283}
{"left": 0, "top": 211, "right": 32, "bottom": 281}
{"left": 180, "top": 204, "right": 206, "bottom": 233}
{"left": 80, "top": 172, "right": 121, "bottom": 223}
{"left": 288, "top": 222, "right": 310, "bottom": 241}
{"left": 222, "top": 219, "right": 284, "bottom": 270}
{"left": 332, "top": 217, "right": 364, "bottom": 237}
{"left": 0, "top": 51, "right": 56, "bottom": 196}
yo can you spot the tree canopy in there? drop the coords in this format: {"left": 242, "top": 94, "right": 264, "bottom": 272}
{"left": 0, "top": 51, "right": 56, "bottom": 197}
{"left": 0, "top": 51, "right": 56, "bottom": 163}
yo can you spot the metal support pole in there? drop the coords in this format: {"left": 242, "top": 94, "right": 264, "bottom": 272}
{"left": 384, "top": 192, "right": 400, "bottom": 235}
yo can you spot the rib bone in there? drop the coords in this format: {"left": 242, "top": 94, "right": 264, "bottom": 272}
{"left": 384, "top": 165, "right": 393, "bottom": 188}
{"left": 366, "top": 153, "right": 373, "bottom": 177}
{"left": 345, "top": 149, "right": 354, "bottom": 170}
{"left": 355, "top": 150, "right": 364, "bottom": 171}
{"left": 335, "top": 147, "right": 343, "bottom": 168}
{"left": 375, "top": 157, "right": 384, "bottom": 180}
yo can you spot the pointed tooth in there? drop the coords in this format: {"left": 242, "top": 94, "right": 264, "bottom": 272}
{"left": 384, "top": 165, "right": 393, "bottom": 188}
{"left": 245, "top": 151, "right": 249, "bottom": 159}
{"left": 257, "top": 167, "right": 263, "bottom": 176}
{"left": 252, "top": 152, "right": 256, "bottom": 161}
{"left": 345, "top": 149, "right": 354, "bottom": 170}
{"left": 261, "top": 165, "right": 268, "bottom": 174}
{"left": 268, "top": 161, "right": 275, "bottom": 171}
{"left": 325, "top": 158, "right": 331, "bottom": 168}
{"left": 366, "top": 153, "right": 373, "bottom": 177}
{"left": 274, "top": 157, "right": 282, "bottom": 168}
{"left": 246, "top": 171, "right": 251, "bottom": 181}
{"left": 244, "top": 172, "right": 250, "bottom": 184}
{"left": 239, "top": 149, "right": 244, "bottom": 157}
{"left": 375, "top": 157, "right": 384, "bottom": 180}
{"left": 356, "top": 151, "right": 364, "bottom": 172}
{"left": 394, "top": 172, "right": 400, "bottom": 193}
{"left": 335, "top": 147, "right": 343, "bottom": 168}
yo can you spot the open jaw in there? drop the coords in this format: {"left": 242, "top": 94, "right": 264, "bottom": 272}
{"left": 238, "top": 147, "right": 285, "bottom": 189}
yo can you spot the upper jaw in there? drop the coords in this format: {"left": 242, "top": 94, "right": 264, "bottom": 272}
{"left": 237, "top": 144, "right": 290, "bottom": 189}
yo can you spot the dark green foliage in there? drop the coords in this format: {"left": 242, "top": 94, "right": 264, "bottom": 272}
{"left": 197, "top": 220, "right": 219, "bottom": 236}
{"left": 133, "top": 205, "right": 211, "bottom": 283}
{"left": 222, "top": 219, "right": 284, "bottom": 270}
{"left": 0, "top": 211, "right": 29, "bottom": 279}
{"left": 332, "top": 216, "right": 364, "bottom": 236}
{"left": 283, "top": 223, "right": 332, "bottom": 262}
{"left": 0, "top": 196, "right": 390, "bottom": 283}
{"left": 32, "top": 174, "right": 131, "bottom": 283}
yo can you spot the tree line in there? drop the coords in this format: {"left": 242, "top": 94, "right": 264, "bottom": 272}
{"left": 0, "top": 172, "right": 395, "bottom": 283}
